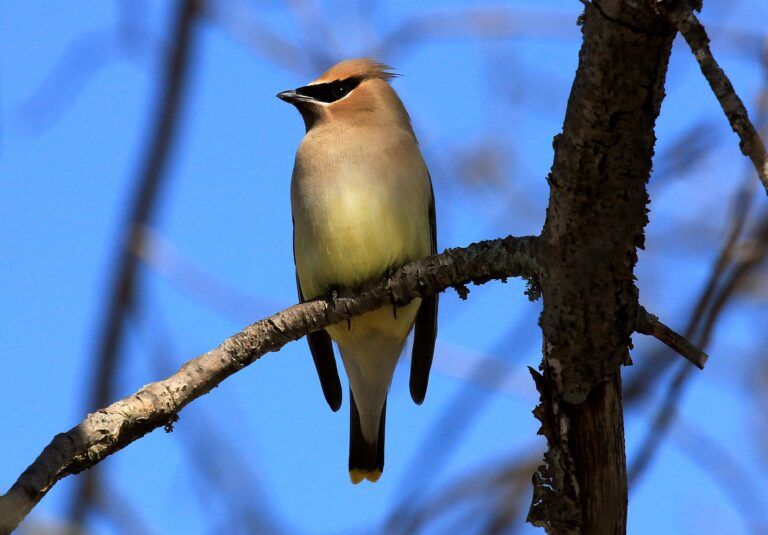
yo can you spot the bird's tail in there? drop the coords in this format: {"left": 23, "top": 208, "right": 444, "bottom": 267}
{"left": 349, "top": 388, "right": 386, "bottom": 484}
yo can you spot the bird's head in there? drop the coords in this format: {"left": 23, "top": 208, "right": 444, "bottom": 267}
{"left": 277, "top": 58, "right": 409, "bottom": 132}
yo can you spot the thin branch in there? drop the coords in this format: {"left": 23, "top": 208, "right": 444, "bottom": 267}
{"left": 670, "top": 3, "right": 768, "bottom": 193}
{"left": 635, "top": 307, "right": 709, "bottom": 369}
{"left": 136, "top": 308, "right": 286, "bottom": 535}
{"left": 374, "top": 8, "right": 580, "bottom": 59}
{"left": 95, "top": 479, "right": 158, "bottom": 535}
{"left": 624, "top": 36, "right": 768, "bottom": 405}
{"left": 284, "top": 0, "right": 340, "bottom": 69}
{"left": 133, "top": 224, "right": 282, "bottom": 322}
{"left": 386, "top": 316, "right": 538, "bottom": 534}
{"left": 140, "top": 224, "right": 534, "bottom": 397}
{"left": 202, "top": 0, "right": 310, "bottom": 74}
{"left": 123, "top": 302, "right": 282, "bottom": 534}
{"left": 630, "top": 213, "right": 768, "bottom": 486}
{"left": 390, "top": 455, "right": 539, "bottom": 535}
{"left": 17, "top": 30, "right": 123, "bottom": 134}
{"left": 628, "top": 363, "right": 690, "bottom": 487}
{"left": 670, "top": 418, "right": 768, "bottom": 532}
{"left": 0, "top": 234, "right": 540, "bottom": 533}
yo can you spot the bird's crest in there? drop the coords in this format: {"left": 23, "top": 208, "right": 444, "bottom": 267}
{"left": 311, "top": 58, "right": 399, "bottom": 85}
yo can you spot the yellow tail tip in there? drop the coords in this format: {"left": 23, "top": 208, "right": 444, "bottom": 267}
{"left": 349, "top": 469, "right": 382, "bottom": 484}
{"left": 350, "top": 470, "right": 366, "bottom": 484}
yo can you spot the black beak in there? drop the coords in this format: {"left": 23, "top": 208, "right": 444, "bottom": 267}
{"left": 277, "top": 90, "right": 311, "bottom": 104}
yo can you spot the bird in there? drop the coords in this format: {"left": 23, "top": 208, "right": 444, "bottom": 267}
{"left": 278, "top": 58, "right": 438, "bottom": 484}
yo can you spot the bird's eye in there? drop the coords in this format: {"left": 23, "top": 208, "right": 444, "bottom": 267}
{"left": 332, "top": 84, "right": 349, "bottom": 99}
{"left": 294, "top": 78, "right": 360, "bottom": 103}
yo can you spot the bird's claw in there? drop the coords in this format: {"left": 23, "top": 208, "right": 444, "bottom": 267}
{"left": 326, "top": 287, "right": 339, "bottom": 309}
{"left": 385, "top": 266, "right": 400, "bottom": 319}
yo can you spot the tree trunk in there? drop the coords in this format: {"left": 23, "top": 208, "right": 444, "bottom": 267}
{"left": 528, "top": 3, "right": 676, "bottom": 533}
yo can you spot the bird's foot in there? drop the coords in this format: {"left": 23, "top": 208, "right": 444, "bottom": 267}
{"left": 385, "top": 266, "right": 400, "bottom": 319}
{"left": 326, "top": 287, "right": 351, "bottom": 330}
{"left": 325, "top": 287, "right": 339, "bottom": 309}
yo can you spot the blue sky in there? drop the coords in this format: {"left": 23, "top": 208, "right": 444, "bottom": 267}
{"left": 3, "top": 1, "right": 768, "bottom": 534}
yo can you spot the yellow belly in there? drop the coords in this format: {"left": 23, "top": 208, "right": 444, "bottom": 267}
{"left": 293, "top": 177, "right": 430, "bottom": 299}
{"left": 294, "top": 184, "right": 428, "bottom": 345}
{"left": 291, "top": 124, "right": 432, "bottom": 353}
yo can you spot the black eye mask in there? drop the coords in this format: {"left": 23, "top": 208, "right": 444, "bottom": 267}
{"left": 295, "top": 77, "right": 362, "bottom": 103}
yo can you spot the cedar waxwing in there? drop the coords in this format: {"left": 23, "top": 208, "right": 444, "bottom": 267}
{"left": 278, "top": 58, "right": 438, "bottom": 484}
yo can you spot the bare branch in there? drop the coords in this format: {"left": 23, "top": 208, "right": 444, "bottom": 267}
{"left": 670, "top": 3, "right": 768, "bottom": 193}
{"left": 670, "top": 419, "right": 768, "bottom": 532}
{"left": 374, "top": 8, "right": 579, "bottom": 58}
{"left": 389, "top": 455, "right": 540, "bottom": 535}
{"left": 133, "top": 225, "right": 281, "bottom": 322}
{"left": 635, "top": 307, "right": 709, "bottom": 370}
{"left": 629, "top": 213, "right": 768, "bottom": 487}
{"left": 386, "top": 315, "right": 539, "bottom": 534}
{"left": 202, "top": 0, "right": 311, "bottom": 74}
{"left": 624, "top": 38, "right": 768, "bottom": 404}
{"left": 0, "top": 235, "right": 539, "bottom": 533}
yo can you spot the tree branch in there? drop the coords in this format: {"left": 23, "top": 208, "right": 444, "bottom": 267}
{"left": 528, "top": 2, "right": 676, "bottom": 532}
{"left": 635, "top": 307, "right": 709, "bottom": 370}
{"left": 669, "top": 2, "right": 768, "bottom": 193}
{"left": 629, "top": 212, "right": 768, "bottom": 487}
{"left": 0, "top": 235, "right": 539, "bottom": 534}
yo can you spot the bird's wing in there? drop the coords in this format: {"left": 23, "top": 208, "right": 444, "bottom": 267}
{"left": 294, "top": 227, "right": 342, "bottom": 412}
{"left": 410, "top": 173, "right": 438, "bottom": 405}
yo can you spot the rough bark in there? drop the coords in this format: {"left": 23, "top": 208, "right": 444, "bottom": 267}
{"left": 0, "top": 235, "right": 539, "bottom": 534}
{"left": 527, "top": 2, "right": 676, "bottom": 533}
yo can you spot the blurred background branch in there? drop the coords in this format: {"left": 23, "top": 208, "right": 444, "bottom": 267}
{"left": 68, "top": 0, "right": 200, "bottom": 529}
